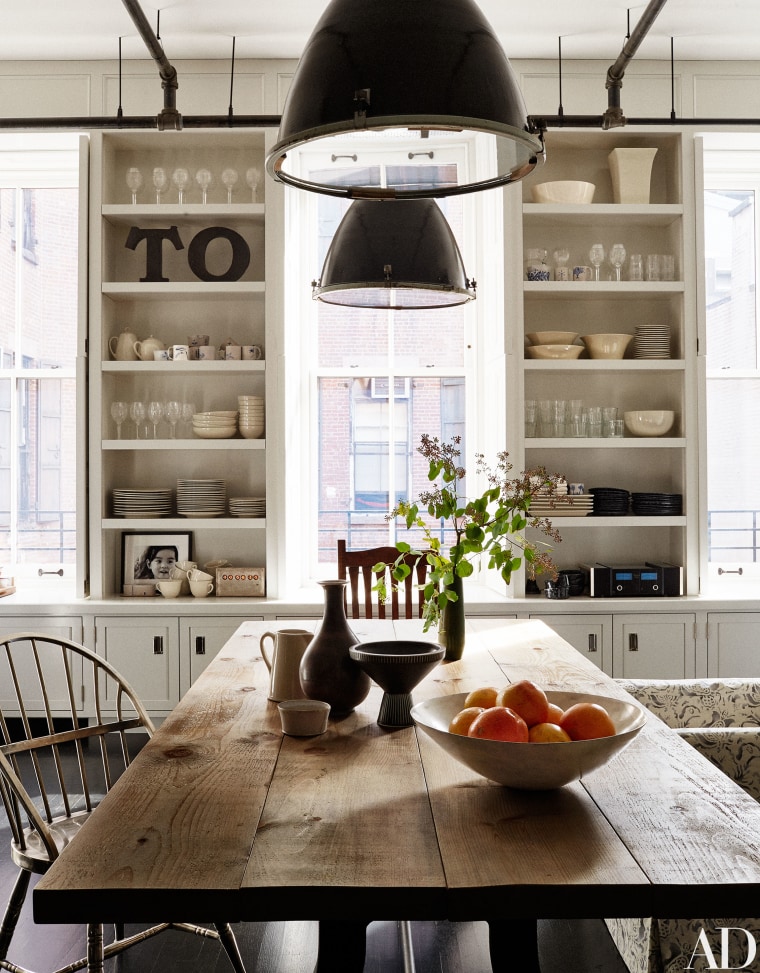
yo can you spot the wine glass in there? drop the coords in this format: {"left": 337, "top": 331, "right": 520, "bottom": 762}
{"left": 609, "top": 243, "right": 627, "bottom": 282}
{"left": 152, "top": 167, "right": 168, "bottom": 204}
{"left": 129, "top": 401, "right": 146, "bottom": 440}
{"left": 125, "top": 167, "right": 143, "bottom": 204}
{"left": 245, "top": 166, "right": 262, "bottom": 202}
{"left": 148, "top": 401, "right": 165, "bottom": 439}
{"left": 588, "top": 243, "right": 606, "bottom": 282}
{"left": 172, "top": 167, "right": 190, "bottom": 204}
{"left": 195, "top": 168, "right": 213, "bottom": 204}
{"left": 221, "top": 168, "right": 238, "bottom": 203}
{"left": 181, "top": 401, "right": 196, "bottom": 438}
{"left": 110, "top": 401, "right": 128, "bottom": 439}
{"left": 165, "top": 400, "right": 182, "bottom": 439}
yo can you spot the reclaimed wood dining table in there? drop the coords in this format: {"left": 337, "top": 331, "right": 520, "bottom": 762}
{"left": 33, "top": 617, "right": 760, "bottom": 970}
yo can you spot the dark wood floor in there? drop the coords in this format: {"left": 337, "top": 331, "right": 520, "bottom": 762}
{"left": 0, "top": 730, "right": 630, "bottom": 973}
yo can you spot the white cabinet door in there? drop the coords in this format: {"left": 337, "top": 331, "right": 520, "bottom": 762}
{"left": 182, "top": 616, "right": 259, "bottom": 688}
{"left": 0, "top": 617, "right": 84, "bottom": 714}
{"left": 612, "top": 613, "right": 695, "bottom": 679}
{"left": 707, "top": 613, "right": 760, "bottom": 677}
{"left": 94, "top": 616, "right": 179, "bottom": 713}
{"left": 530, "top": 614, "right": 612, "bottom": 674}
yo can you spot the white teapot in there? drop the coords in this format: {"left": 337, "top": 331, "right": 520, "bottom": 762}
{"left": 109, "top": 328, "right": 139, "bottom": 361}
{"left": 133, "top": 335, "right": 166, "bottom": 361}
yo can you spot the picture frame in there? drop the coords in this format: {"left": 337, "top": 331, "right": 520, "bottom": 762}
{"left": 121, "top": 531, "right": 192, "bottom": 596}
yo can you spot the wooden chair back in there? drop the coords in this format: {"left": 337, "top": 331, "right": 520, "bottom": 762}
{"left": 337, "top": 539, "right": 429, "bottom": 619}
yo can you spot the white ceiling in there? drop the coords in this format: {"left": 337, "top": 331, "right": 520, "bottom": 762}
{"left": 2, "top": 0, "right": 760, "bottom": 63}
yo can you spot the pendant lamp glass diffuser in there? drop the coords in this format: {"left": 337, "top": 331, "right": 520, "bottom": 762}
{"left": 266, "top": 0, "right": 544, "bottom": 200}
{"left": 312, "top": 199, "right": 476, "bottom": 310}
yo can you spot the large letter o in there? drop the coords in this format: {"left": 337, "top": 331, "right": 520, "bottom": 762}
{"left": 187, "top": 226, "right": 251, "bottom": 282}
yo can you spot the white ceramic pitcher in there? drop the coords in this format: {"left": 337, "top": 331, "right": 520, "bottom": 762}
{"left": 259, "top": 629, "right": 312, "bottom": 702}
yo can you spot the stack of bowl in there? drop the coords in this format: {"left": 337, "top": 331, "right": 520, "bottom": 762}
{"left": 238, "top": 395, "right": 265, "bottom": 439}
{"left": 525, "top": 331, "right": 582, "bottom": 360}
{"left": 192, "top": 410, "right": 238, "bottom": 439}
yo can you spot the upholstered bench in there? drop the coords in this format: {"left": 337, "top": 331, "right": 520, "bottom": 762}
{"left": 605, "top": 678, "right": 760, "bottom": 973}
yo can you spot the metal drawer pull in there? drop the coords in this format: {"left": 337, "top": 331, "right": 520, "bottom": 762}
{"left": 588, "top": 633, "right": 598, "bottom": 652}
{"left": 195, "top": 636, "right": 206, "bottom": 655}
{"left": 153, "top": 635, "right": 164, "bottom": 655}
{"left": 628, "top": 633, "right": 639, "bottom": 652}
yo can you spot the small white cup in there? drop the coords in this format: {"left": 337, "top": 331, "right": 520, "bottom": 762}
{"left": 168, "top": 344, "right": 189, "bottom": 361}
{"left": 188, "top": 334, "right": 210, "bottom": 347}
{"left": 242, "top": 344, "right": 263, "bottom": 360}
{"left": 156, "top": 580, "right": 182, "bottom": 598}
{"left": 153, "top": 349, "right": 170, "bottom": 361}
{"left": 196, "top": 345, "right": 216, "bottom": 361}
{"left": 569, "top": 482, "right": 585, "bottom": 495}
{"left": 573, "top": 266, "right": 593, "bottom": 282}
{"left": 278, "top": 700, "right": 331, "bottom": 737}
{"left": 224, "top": 345, "right": 242, "bottom": 360}
{"left": 188, "top": 568, "right": 214, "bottom": 582}
{"left": 189, "top": 580, "right": 214, "bottom": 598}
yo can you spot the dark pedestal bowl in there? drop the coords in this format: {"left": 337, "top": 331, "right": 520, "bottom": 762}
{"left": 348, "top": 640, "right": 446, "bottom": 727}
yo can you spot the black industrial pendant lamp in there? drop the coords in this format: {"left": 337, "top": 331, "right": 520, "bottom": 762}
{"left": 312, "top": 199, "right": 476, "bottom": 309}
{"left": 266, "top": 0, "right": 544, "bottom": 200}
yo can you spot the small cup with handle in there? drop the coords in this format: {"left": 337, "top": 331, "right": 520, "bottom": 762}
{"left": 189, "top": 580, "right": 214, "bottom": 598}
{"left": 168, "top": 344, "right": 190, "bottom": 361}
{"left": 260, "top": 628, "right": 313, "bottom": 702}
{"left": 188, "top": 568, "right": 213, "bottom": 582}
{"left": 242, "top": 344, "right": 263, "bottom": 360}
{"left": 156, "top": 579, "right": 182, "bottom": 598}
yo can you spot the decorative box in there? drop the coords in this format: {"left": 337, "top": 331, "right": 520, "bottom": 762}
{"left": 215, "top": 567, "right": 266, "bottom": 597}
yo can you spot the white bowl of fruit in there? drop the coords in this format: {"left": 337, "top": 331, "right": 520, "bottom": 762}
{"left": 410, "top": 680, "right": 646, "bottom": 790}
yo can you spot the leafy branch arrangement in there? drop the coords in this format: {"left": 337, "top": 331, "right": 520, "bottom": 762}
{"left": 374, "top": 434, "right": 567, "bottom": 631}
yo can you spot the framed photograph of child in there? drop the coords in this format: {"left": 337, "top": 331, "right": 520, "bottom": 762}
{"left": 121, "top": 531, "right": 192, "bottom": 596}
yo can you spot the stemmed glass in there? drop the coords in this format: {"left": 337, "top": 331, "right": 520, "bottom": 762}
{"left": 589, "top": 244, "right": 606, "bottom": 282}
{"left": 129, "top": 401, "right": 146, "bottom": 440}
{"left": 609, "top": 243, "right": 627, "bottom": 282}
{"left": 110, "top": 401, "right": 128, "bottom": 439}
{"left": 152, "top": 167, "right": 168, "bottom": 204}
{"left": 245, "top": 166, "right": 262, "bottom": 202}
{"left": 165, "top": 400, "right": 182, "bottom": 439}
{"left": 195, "top": 168, "right": 213, "bottom": 204}
{"left": 221, "top": 168, "right": 238, "bottom": 203}
{"left": 181, "top": 401, "right": 195, "bottom": 438}
{"left": 125, "top": 167, "right": 143, "bottom": 204}
{"left": 172, "top": 167, "right": 190, "bottom": 204}
{"left": 148, "top": 401, "right": 165, "bottom": 439}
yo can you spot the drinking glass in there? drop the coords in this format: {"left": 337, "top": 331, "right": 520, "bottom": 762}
{"left": 629, "top": 253, "right": 644, "bottom": 281}
{"left": 589, "top": 244, "right": 605, "bottom": 282}
{"left": 181, "top": 401, "right": 196, "bottom": 437}
{"left": 245, "top": 166, "right": 262, "bottom": 202}
{"left": 646, "top": 254, "right": 661, "bottom": 281}
{"left": 609, "top": 243, "right": 627, "bottom": 281}
{"left": 172, "top": 167, "right": 190, "bottom": 204}
{"left": 129, "top": 401, "right": 146, "bottom": 440}
{"left": 125, "top": 167, "right": 143, "bottom": 204}
{"left": 148, "top": 401, "right": 164, "bottom": 439}
{"left": 221, "top": 168, "right": 238, "bottom": 203}
{"left": 195, "top": 168, "right": 213, "bottom": 204}
{"left": 165, "top": 400, "right": 182, "bottom": 439}
{"left": 524, "top": 399, "right": 537, "bottom": 438}
{"left": 152, "top": 166, "right": 168, "bottom": 204}
{"left": 110, "top": 401, "right": 128, "bottom": 439}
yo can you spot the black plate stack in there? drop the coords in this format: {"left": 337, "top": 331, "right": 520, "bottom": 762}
{"left": 589, "top": 487, "right": 630, "bottom": 516}
{"left": 631, "top": 492, "right": 683, "bottom": 516}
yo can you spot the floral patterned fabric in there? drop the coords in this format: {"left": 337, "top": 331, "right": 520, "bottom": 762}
{"left": 605, "top": 679, "right": 760, "bottom": 973}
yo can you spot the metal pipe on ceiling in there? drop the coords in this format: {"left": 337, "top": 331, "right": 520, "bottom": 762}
{"left": 603, "top": 0, "right": 670, "bottom": 129}
{"left": 120, "top": 0, "right": 180, "bottom": 129}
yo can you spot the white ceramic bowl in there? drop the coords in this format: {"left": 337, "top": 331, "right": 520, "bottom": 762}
{"left": 411, "top": 690, "right": 646, "bottom": 790}
{"left": 530, "top": 180, "right": 595, "bottom": 205}
{"left": 194, "top": 410, "right": 238, "bottom": 419}
{"left": 239, "top": 427, "right": 265, "bottom": 439}
{"left": 278, "top": 699, "right": 331, "bottom": 737}
{"left": 526, "top": 331, "right": 579, "bottom": 346}
{"left": 623, "top": 410, "right": 675, "bottom": 437}
{"left": 581, "top": 333, "right": 634, "bottom": 360}
{"left": 525, "top": 344, "right": 583, "bottom": 360}
{"left": 193, "top": 427, "right": 237, "bottom": 439}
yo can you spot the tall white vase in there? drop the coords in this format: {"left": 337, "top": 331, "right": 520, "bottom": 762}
{"left": 608, "top": 147, "right": 658, "bottom": 203}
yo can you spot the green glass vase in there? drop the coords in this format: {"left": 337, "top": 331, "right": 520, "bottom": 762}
{"left": 437, "top": 573, "right": 465, "bottom": 662}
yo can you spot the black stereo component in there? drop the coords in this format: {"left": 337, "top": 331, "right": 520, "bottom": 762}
{"left": 580, "top": 562, "right": 683, "bottom": 597}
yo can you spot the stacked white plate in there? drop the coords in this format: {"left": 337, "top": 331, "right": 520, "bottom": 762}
{"left": 229, "top": 496, "right": 266, "bottom": 518}
{"left": 238, "top": 395, "right": 265, "bottom": 439}
{"left": 530, "top": 494, "right": 594, "bottom": 517}
{"left": 112, "top": 488, "right": 173, "bottom": 518}
{"left": 633, "top": 324, "right": 671, "bottom": 359}
{"left": 176, "top": 479, "right": 227, "bottom": 518}
{"left": 193, "top": 410, "right": 238, "bottom": 440}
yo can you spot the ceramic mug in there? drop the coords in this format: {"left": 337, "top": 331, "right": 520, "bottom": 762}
{"left": 573, "top": 265, "right": 593, "bottom": 282}
{"left": 153, "top": 349, "right": 170, "bottom": 361}
{"left": 168, "top": 344, "right": 189, "bottom": 361}
{"left": 197, "top": 345, "right": 216, "bottom": 361}
{"left": 242, "top": 344, "right": 263, "bottom": 361}
{"left": 156, "top": 580, "right": 182, "bottom": 598}
{"left": 188, "top": 334, "right": 210, "bottom": 347}
{"left": 188, "top": 568, "right": 213, "bottom": 582}
{"left": 189, "top": 580, "right": 214, "bottom": 597}
{"left": 260, "top": 629, "right": 313, "bottom": 701}
{"left": 224, "top": 345, "right": 242, "bottom": 360}
{"left": 569, "top": 483, "right": 585, "bottom": 496}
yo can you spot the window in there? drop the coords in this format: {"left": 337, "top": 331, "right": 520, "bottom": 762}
{"left": 286, "top": 135, "right": 502, "bottom": 583}
{"left": 0, "top": 135, "right": 81, "bottom": 582}
{"left": 703, "top": 135, "right": 760, "bottom": 582}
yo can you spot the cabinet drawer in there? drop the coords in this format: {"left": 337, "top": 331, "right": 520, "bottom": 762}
{"left": 95, "top": 616, "right": 180, "bottom": 713}
{"left": 612, "top": 613, "right": 695, "bottom": 679}
{"left": 0, "top": 618, "right": 85, "bottom": 715}
{"left": 530, "top": 614, "right": 612, "bottom": 674}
